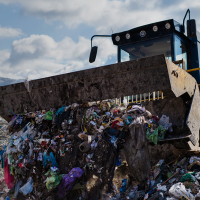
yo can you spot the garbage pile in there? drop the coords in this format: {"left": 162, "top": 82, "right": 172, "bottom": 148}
{"left": 0, "top": 100, "right": 179, "bottom": 199}
{"left": 141, "top": 155, "right": 200, "bottom": 200}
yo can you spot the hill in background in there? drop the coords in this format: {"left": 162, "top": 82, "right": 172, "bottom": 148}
{"left": 0, "top": 77, "right": 24, "bottom": 86}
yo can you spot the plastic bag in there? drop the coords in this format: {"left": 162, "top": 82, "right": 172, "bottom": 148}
{"left": 19, "top": 177, "right": 34, "bottom": 195}
{"left": 157, "top": 183, "right": 167, "bottom": 191}
{"left": 146, "top": 125, "right": 165, "bottom": 145}
{"left": 158, "top": 115, "right": 173, "bottom": 132}
{"left": 120, "top": 179, "right": 127, "bottom": 193}
{"left": 6, "top": 145, "right": 17, "bottom": 154}
{"left": 4, "top": 159, "right": 14, "bottom": 189}
{"left": 180, "top": 172, "right": 195, "bottom": 182}
{"left": 43, "top": 152, "right": 58, "bottom": 168}
{"left": 45, "top": 171, "right": 61, "bottom": 191}
{"left": 58, "top": 167, "right": 84, "bottom": 198}
{"left": 169, "top": 182, "right": 195, "bottom": 200}
{"left": 24, "top": 77, "right": 33, "bottom": 92}
{"left": 13, "top": 138, "right": 21, "bottom": 146}
{"left": 45, "top": 111, "right": 53, "bottom": 120}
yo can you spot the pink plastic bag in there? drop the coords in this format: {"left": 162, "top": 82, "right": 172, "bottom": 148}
{"left": 4, "top": 159, "right": 14, "bottom": 189}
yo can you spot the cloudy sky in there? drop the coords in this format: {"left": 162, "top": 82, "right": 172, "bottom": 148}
{"left": 0, "top": 0, "right": 199, "bottom": 80}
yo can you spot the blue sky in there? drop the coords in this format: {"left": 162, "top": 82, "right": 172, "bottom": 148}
{"left": 0, "top": 0, "right": 199, "bottom": 80}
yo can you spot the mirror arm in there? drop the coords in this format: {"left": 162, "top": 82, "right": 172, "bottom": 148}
{"left": 91, "top": 35, "right": 112, "bottom": 48}
{"left": 182, "top": 9, "right": 190, "bottom": 33}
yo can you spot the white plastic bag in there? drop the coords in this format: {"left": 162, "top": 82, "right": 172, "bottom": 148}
{"left": 157, "top": 183, "right": 167, "bottom": 191}
{"left": 169, "top": 182, "right": 195, "bottom": 200}
{"left": 6, "top": 145, "right": 17, "bottom": 154}
{"left": 24, "top": 77, "right": 33, "bottom": 92}
{"left": 13, "top": 138, "right": 21, "bottom": 146}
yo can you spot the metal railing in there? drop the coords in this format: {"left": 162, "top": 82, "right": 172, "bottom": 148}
{"left": 114, "top": 91, "right": 164, "bottom": 105}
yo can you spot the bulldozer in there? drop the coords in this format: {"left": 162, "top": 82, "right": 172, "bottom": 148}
{"left": 88, "top": 9, "right": 200, "bottom": 151}
{"left": 0, "top": 9, "right": 200, "bottom": 181}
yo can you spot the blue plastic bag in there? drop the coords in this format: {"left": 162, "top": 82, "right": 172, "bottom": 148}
{"left": 120, "top": 179, "right": 127, "bottom": 193}
{"left": 19, "top": 177, "right": 34, "bottom": 196}
{"left": 116, "top": 157, "right": 121, "bottom": 166}
{"left": 43, "top": 152, "right": 58, "bottom": 168}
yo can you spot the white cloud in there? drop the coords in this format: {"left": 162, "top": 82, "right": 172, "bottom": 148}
{"left": 0, "top": 0, "right": 198, "bottom": 33}
{"left": 0, "top": 26, "right": 23, "bottom": 38}
{"left": 0, "top": 0, "right": 200, "bottom": 34}
{"left": 0, "top": 0, "right": 200, "bottom": 81}
{"left": 0, "top": 34, "right": 116, "bottom": 80}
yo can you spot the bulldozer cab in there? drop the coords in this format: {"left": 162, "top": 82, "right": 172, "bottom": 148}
{"left": 113, "top": 20, "right": 190, "bottom": 71}
{"left": 113, "top": 19, "right": 191, "bottom": 102}
{"left": 90, "top": 16, "right": 200, "bottom": 84}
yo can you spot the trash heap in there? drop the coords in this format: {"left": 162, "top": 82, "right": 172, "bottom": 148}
{"left": 141, "top": 155, "right": 200, "bottom": 200}
{"left": 1, "top": 100, "right": 177, "bottom": 200}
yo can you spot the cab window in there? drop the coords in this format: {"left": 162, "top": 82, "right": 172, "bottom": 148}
{"left": 120, "top": 36, "right": 172, "bottom": 62}
{"left": 174, "top": 35, "right": 188, "bottom": 70}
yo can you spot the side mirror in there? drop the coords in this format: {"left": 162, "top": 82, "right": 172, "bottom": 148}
{"left": 89, "top": 46, "right": 98, "bottom": 63}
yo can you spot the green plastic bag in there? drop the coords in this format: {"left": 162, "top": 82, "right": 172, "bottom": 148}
{"left": 146, "top": 125, "right": 165, "bottom": 145}
{"left": 45, "top": 111, "right": 53, "bottom": 120}
{"left": 180, "top": 172, "right": 195, "bottom": 182}
{"left": 45, "top": 171, "right": 61, "bottom": 191}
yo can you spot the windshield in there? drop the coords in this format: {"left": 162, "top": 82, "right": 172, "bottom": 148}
{"left": 120, "top": 36, "right": 172, "bottom": 62}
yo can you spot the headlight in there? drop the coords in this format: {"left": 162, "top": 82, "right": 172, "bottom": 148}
{"left": 115, "top": 36, "right": 120, "bottom": 42}
{"left": 140, "top": 30, "right": 146, "bottom": 37}
{"left": 126, "top": 33, "right": 130, "bottom": 39}
{"left": 165, "top": 23, "right": 171, "bottom": 29}
{"left": 153, "top": 26, "right": 158, "bottom": 32}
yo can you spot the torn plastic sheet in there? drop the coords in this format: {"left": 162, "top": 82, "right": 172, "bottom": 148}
{"left": 24, "top": 77, "right": 33, "bottom": 93}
